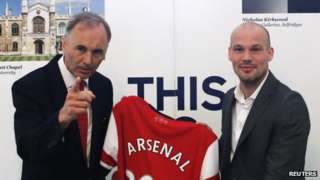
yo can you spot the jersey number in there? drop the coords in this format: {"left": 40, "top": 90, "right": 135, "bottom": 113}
{"left": 106, "top": 166, "right": 153, "bottom": 180}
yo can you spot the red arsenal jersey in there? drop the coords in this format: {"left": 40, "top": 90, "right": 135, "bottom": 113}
{"left": 101, "top": 96, "right": 219, "bottom": 180}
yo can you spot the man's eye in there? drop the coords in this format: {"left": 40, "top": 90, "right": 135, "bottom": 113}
{"left": 76, "top": 46, "right": 87, "bottom": 53}
{"left": 251, "top": 47, "right": 262, "bottom": 52}
{"left": 92, "top": 49, "right": 105, "bottom": 59}
{"left": 92, "top": 49, "right": 103, "bottom": 56}
{"left": 233, "top": 47, "right": 243, "bottom": 52}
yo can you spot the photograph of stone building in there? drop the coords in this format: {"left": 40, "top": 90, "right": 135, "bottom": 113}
{"left": 0, "top": 0, "right": 104, "bottom": 59}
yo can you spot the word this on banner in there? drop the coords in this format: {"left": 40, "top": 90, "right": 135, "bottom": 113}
{"left": 128, "top": 76, "right": 226, "bottom": 111}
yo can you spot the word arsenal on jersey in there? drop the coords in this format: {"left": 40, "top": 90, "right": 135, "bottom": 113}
{"left": 127, "top": 138, "right": 191, "bottom": 172}
{"left": 100, "top": 96, "right": 220, "bottom": 180}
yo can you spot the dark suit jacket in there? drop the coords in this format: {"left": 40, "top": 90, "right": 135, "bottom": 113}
{"left": 12, "top": 54, "right": 113, "bottom": 180}
{"left": 219, "top": 72, "right": 310, "bottom": 180}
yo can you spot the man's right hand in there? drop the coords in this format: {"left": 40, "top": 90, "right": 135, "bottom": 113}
{"left": 58, "top": 77, "right": 96, "bottom": 128}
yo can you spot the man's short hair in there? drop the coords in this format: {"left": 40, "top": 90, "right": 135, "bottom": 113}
{"left": 65, "top": 12, "right": 112, "bottom": 42}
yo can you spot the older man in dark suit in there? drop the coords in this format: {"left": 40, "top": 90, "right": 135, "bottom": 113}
{"left": 219, "top": 22, "right": 310, "bottom": 180}
{"left": 12, "top": 12, "right": 113, "bottom": 180}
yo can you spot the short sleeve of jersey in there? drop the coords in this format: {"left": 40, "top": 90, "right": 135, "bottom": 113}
{"left": 100, "top": 112, "right": 118, "bottom": 169}
{"left": 200, "top": 140, "right": 219, "bottom": 180}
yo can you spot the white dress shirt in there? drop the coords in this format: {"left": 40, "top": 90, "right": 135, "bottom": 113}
{"left": 230, "top": 71, "right": 269, "bottom": 160}
{"left": 58, "top": 55, "right": 92, "bottom": 166}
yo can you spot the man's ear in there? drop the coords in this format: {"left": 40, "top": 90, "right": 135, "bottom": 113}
{"left": 228, "top": 47, "right": 232, "bottom": 62}
{"left": 268, "top": 47, "right": 274, "bottom": 62}
{"left": 61, "top": 37, "right": 67, "bottom": 51}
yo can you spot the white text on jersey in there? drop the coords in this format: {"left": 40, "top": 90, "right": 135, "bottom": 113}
{"left": 127, "top": 138, "right": 191, "bottom": 172}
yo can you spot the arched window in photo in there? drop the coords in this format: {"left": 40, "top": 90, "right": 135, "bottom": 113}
{"left": 58, "top": 22, "right": 66, "bottom": 35}
{"left": 12, "top": 42, "right": 18, "bottom": 52}
{"left": 33, "top": 16, "right": 45, "bottom": 33}
{"left": 34, "top": 39, "right": 44, "bottom": 54}
{"left": 12, "top": 23, "right": 19, "bottom": 36}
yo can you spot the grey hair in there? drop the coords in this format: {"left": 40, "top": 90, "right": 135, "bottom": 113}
{"left": 65, "top": 12, "right": 111, "bottom": 42}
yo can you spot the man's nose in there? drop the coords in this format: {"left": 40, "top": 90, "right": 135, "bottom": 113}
{"left": 82, "top": 51, "right": 93, "bottom": 64}
{"left": 242, "top": 50, "right": 252, "bottom": 63}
